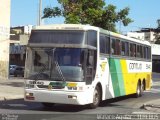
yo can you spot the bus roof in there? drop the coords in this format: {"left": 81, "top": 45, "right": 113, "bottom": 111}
{"left": 32, "top": 24, "right": 99, "bottom": 31}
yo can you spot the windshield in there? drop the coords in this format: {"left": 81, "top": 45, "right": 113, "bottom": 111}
{"left": 28, "top": 48, "right": 84, "bottom": 82}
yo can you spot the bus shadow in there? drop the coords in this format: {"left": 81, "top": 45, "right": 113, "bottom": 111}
{"left": 99, "top": 94, "right": 136, "bottom": 107}
{"left": 0, "top": 98, "right": 86, "bottom": 112}
{"left": 0, "top": 94, "right": 139, "bottom": 112}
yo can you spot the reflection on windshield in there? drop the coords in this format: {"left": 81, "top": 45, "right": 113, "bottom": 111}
{"left": 28, "top": 48, "right": 84, "bottom": 82}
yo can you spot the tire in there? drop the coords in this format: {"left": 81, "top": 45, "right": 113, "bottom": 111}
{"left": 42, "top": 102, "right": 55, "bottom": 108}
{"left": 135, "top": 82, "right": 142, "bottom": 98}
{"left": 89, "top": 86, "right": 101, "bottom": 109}
{"left": 142, "top": 81, "right": 145, "bottom": 91}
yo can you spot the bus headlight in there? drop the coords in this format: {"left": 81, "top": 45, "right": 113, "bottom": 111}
{"left": 25, "top": 92, "right": 35, "bottom": 100}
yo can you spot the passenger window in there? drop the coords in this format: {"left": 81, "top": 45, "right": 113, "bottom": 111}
{"left": 140, "top": 46, "right": 143, "bottom": 58}
{"left": 106, "top": 37, "right": 110, "bottom": 54}
{"left": 100, "top": 34, "right": 110, "bottom": 54}
{"left": 121, "top": 41, "right": 129, "bottom": 56}
{"left": 112, "top": 38, "right": 121, "bottom": 55}
{"left": 100, "top": 35, "right": 106, "bottom": 54}
{"left": 148, "top": 47, "right": 151, "bottom": 60}
{"left": 87, "top": 30, "right": 97, "bottom": 47}
{"left": 130, "top": 43, "right": 136, "bottom": 57}
{"left": 137, "top": 45, "right": 141, "bottom": 58}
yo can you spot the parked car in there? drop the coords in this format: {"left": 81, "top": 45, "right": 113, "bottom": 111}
{"left": 9, "top": 65, "right": 18, "bottom": 75}
{"left": 13, "top": 66, "right": 24, "bottom": 77}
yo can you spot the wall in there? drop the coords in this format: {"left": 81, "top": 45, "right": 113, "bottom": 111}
{"left": 152, "top": 44, "right": 160, "bottom": 55}
{"left": 127, "top": 32, "right": 145, "bottom": 40}
{"left": 0, "top": 0, "right": 10, "bottom": 79}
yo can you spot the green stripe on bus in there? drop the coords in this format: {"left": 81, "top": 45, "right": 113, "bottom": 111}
{"left": 115, "top": 60, "right": 125, "bottom": 96}
{"left": 109, "top": 58, "right": 126, "bottom": 97}
{"left": 109, "top": 58, "right": 121, "bottom": 97}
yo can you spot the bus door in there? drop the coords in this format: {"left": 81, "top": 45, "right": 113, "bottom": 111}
{"left": 85, "top": 49, "right": 97, "bottom": 85}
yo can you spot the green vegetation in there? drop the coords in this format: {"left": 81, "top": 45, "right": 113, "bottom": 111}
{"left": 43, "top": 0, "right": 133, "bottom": 32}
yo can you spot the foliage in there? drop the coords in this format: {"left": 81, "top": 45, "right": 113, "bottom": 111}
{"left": 154, "top": 32, "right": 160, "bottom": 44}
{"left": 154, "top": 19, "right": 160, "bottom": 44}
{"left": 43, "top": 0, "right": 133, "bottom": 32}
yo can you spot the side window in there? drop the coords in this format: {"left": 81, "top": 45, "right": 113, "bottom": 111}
{"left": 144, "top": 46, "right": 147, "bottom": 59}
{"left": 137, "top": 45, "right": 141, "bottom": 58}
{"left": 100, "top": 35, "right": 106, "bottom": 53}
{"left": 140, "top": 46, "right": 143, "bottom": 58}
{"left": 115, "top": 39, "right": 121, "bottom": 55}
{"left": 121, "top": 41, "right": 129, "bottom": 56}
{"left": 148, "top": 47, "right": 151, "bottom": 60}
{"left": 111, "top": 38, "right": 116, "bottom": 55}
{"left": 144, "top": 46, "right": 150, "bottom": 60}
{"left": 106, "top": 36, "right": 110, "bottom": 54}
{"left": 100, "top": 34, "right": 110, "bottom": 54}
{"left": 87, "top": 30, "right": 97, "bottom": 47}
{"left": 112, "top": 38, "right": 121, "bottom": 55}
{"left": 130, "top": 43, "right": 136, "bottom": 57}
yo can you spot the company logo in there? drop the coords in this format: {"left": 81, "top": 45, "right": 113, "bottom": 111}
{"left": 129, "top": 63, "right": 142, "bottom": 70}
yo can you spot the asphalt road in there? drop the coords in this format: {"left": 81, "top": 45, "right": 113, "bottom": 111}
{"left": 0, "top": 76, "right": 160, "bottom": 120}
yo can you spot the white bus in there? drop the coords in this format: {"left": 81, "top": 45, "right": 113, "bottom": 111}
{"left": 24, "top": 24, "right": 152, "bottom": 108}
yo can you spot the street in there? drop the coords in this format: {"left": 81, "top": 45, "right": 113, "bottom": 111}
{"left": 0, "top": 75, "right": 160, "bottom": 120}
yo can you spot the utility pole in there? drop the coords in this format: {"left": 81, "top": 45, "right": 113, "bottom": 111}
{"left": 38, "top": 0, "right": 42, "bottom": 26}
{"left": 157, "top": 19, "right": 160, "bottom": 29}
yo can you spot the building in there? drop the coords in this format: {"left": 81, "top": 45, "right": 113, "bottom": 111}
{"left": 10, "top": 25, "right": 32, "bottom": 66}
{"left": 127, "top": 32, "right": 145, "bottom": 40}
{"left": 0, "top": 0, "right": 10, "bottom": 79}
{"left": 10, "top": 25, "right": 33, "bottom": 35}
{"left": 127, "top": 28, "right": 160, "bottom": 43}
{"left": 152, "top": 44, "right": 160, "bottom": 73}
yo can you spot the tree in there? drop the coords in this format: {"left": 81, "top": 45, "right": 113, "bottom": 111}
{"left": 154, "top": 19, "right": 160, "bottom": 44}
{"left": 154, "top": 32, "right": 160, "bottom": 44}
{"left": 43, "top": 0, "right": 133, "bottom": 32}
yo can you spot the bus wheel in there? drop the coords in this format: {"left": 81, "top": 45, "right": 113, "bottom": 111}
{"left": 135, "top": 82, "right": 142, "bottom": 98}
{"left": 142, "top": 80, "right": 146, "bottom": 91}
{"left": 42, "top": 102, "right": 55, "bottom": 108}
{"left": 89, "top": 86, "right": 101, "bottom": 109}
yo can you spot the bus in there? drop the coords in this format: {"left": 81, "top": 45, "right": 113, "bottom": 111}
{"left": 24, "top": 24, "right": 152, "bottom": 108}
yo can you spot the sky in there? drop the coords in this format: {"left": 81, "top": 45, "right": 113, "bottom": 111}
{"left": 11, "top": 0, "right": 160, "bottom": 33}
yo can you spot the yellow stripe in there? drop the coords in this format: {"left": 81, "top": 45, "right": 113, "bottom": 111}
{"left": 120, "top": 60, "right": 131, "bottom": 95}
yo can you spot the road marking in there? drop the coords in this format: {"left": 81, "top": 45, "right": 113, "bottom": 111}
{"left": 152, "top": 82, "right": 160, "bottom": 85}
{"left": 132, "top": 111, "right": 157, "bottom": 114}
{"left": 145, "top": 88, "right": 160, "bottom": 93}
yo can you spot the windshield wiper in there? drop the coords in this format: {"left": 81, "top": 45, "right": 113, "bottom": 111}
{"left": 54, "top": 61, "right": 65, "bottom": 81}
{"left": 51, "top": 48, "right": 65, "bottom": 82}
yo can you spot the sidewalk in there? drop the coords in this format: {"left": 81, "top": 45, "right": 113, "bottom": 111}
{"left": 0, "top": 77, "right": 24, "bottom": 101}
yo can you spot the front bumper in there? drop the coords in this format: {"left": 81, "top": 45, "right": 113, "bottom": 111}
{"left": 24, "top": 89, "right": 93, "bottom": 105}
